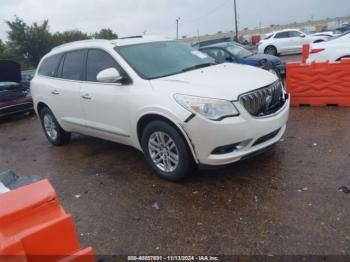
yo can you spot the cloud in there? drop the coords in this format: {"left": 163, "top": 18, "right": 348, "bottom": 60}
{"left": 0, "top": 0, "right": 350, "bottom": 41}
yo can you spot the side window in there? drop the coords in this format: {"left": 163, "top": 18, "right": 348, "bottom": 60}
{"left": 61, "top": 50, "right": 85, "bottom": 81}
{"left": 38, "top": 54, "right": 62, "bottom": 77}
{"left": 202, "top": 48, "right": 231, "bottom": 63}
{"left": 289, "top": 31, "right": 302, "bottom": 37}
{"left": 86, "top": 49, "right": 120, "bottom": 82}
{"left": 274, "top": 32, "right": 290, "bottom": 39}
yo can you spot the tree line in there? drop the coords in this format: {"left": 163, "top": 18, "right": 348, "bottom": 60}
{"left": 0, "top": 17, "right": 119, "bottom": 69}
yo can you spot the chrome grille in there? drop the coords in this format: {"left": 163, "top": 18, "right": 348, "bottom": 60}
{"left": 240, "top": 81, "right": 287, "bottom": 117}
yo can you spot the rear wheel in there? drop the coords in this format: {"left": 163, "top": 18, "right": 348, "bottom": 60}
{"left": 39, "top": 107, "right": 71, "bottom": 146}
{"left": 141, "top": 120, "right": 195, "bottom": 181}
{"left": 264, "top": 45, "right": 277, "bottom": 56}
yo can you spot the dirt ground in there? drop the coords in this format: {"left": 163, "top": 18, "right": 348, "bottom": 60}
{"left": 1, "top": 107, "right": 350, "bottom": 256}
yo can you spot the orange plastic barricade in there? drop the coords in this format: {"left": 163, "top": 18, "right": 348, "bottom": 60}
{"left": 0, "top": 179, "right": 95, "bottom": 262}
{"left": 301, "top": 44, "right": 310, "bottom": 63}
{"left": 286, "top": 59, "right": 350, "bottom": 107}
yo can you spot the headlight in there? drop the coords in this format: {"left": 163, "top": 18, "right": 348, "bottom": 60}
{"left": 174, "top": 94, "right": 239, "bottom": 121}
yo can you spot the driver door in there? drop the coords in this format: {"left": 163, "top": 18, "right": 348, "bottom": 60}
{"left": 80, "top": 49, "right": 131, "bottom": 143}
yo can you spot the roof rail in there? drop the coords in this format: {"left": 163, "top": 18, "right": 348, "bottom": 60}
{"left": 51, "top": 39, "right": 111, "bottom": 51}
{"left": 118, "top": 35, "right": 143, "bottom": 40}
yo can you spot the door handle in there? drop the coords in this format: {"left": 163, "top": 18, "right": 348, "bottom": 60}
{"left": 82, "top": 94, "right": 92, "bottom": 100}
{"left": 51, "top": 90, "right": 60, "bottom": 95}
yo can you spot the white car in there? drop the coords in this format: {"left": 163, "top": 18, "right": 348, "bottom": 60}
{"left": 258, "top": 29, "right": 329, "bottom": 56}
{"left": 31, "top": 36, "right": 290, "bottom": 181}
{"left": 307, "top": 32, "right": 350, "bottom": 63}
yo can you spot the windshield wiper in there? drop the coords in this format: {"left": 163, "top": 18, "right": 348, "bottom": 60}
{"left": 181, "top": 63, "right": 216, "bottom": 73}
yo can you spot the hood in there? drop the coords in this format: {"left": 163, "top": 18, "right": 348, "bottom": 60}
{"left": 244, "top": 54, "right": 282, "bottom": 64}
{"left": 150, "top": 63, "right": 278, "bottom": 100}
{"left": 0, "top": 60, "right": 21, "bottom": 83}
{"left": 310, "top": 39, "right": 347, "bottom": 49}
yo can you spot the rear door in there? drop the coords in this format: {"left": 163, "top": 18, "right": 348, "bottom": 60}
{"left": 80, "top": 48, "right": 131, "bottom": 143}
{"left": 47, "top": 50, "right": 86, "bottom": 132}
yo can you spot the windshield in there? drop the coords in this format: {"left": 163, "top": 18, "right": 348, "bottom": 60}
{"left": 115, "top": 41, "right": 215, "bottom": 80}
{"left": 224, "top": 44, "right": 253, "bottom": 59}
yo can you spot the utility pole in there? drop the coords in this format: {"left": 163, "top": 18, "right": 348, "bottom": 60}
{"left": 233, "top": 0, "right": 238, "bottom": 41}
{"left": 176, "top": 17, "right": 181, "bottom": 40}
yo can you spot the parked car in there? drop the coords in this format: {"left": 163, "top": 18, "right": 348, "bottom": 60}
{"left": 192, "top": 37, "right": 232, "bottom": 49}
{"left": 21, "top": 70, "right": 35, "bottom": 88}
{"left": 199, "top": 42, "right": 286, "bottom": 77}
{"left": 258, "top": 29, "right": 329, "bottom": 56}
{"left": 307, "top": 31, "right": 350, "bottom": 63}
{"left": 0, "top": 60, "right": 33, "bottom": 118}
{"left": 31, "top": 36, "right": 290, "bottom": 181}
{"left": 311, "top": 31, "right": 339, "bottom": 38}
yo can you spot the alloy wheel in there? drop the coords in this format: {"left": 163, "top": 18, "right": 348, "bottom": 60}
{"left": 43, "top": 113, "right": 58, "bottom": 141}
{"left": 148, "top": 131, "right": 179, "bottom": 172}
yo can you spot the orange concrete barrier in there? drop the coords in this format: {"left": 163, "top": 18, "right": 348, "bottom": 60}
{"left": 0, "top": 179, "right": 95, "bottom": 262}
{"left": 301, "top": 44, "right": 310, "bottom": 63}
{"left": 286, "top": 59, "right": 350, "bottom": 107}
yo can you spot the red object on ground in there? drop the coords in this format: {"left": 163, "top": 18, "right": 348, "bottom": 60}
{"left": 251, "top": 35, "right": 261, "bottom": 45}
{"left": 0, "top": 179, "right": 95, "bottom": 262}
{"left": 301, "top": 44, "right": 310, "bottom": 63}
{"left": 286, "top": 59, "right": 350, "bottom": 106}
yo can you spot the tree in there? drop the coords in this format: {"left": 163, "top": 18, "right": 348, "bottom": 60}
{"left": 6, "top": 16, "right": 52, "bottom": 66}
{"left": 52, "top": 30, "right": 89, "bottom": 46}
{"left": 94, "top": 28, "right": 118, "bottom": 40}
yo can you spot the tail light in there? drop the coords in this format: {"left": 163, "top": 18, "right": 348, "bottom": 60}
{"left": 310, "top": 48, "right": 325, "bottom": 54}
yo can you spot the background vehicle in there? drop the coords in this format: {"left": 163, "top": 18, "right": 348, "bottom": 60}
{"left": 0, "top": 60, "right": 33, "bottom": 118}
{"left": 31, "top": 36, "right": 289, "bottom": 181}
{"left": 307, "top": 31, "right": 350, "bottom": 63}
{"left": 192, "top": 37, "right": 232, "bottom": 49}
{"left": 258, "top": 29, "right": 329, "bottom": 56}
{"left": 200, "top": 42, "right": 285, "bottom": 77}
{"left": 192, "top": 38, "right": 255, "bottom": 51}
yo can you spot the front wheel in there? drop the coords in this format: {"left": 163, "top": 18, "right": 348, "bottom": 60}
{"left": 141, "top": 120, "right": 195, "bottom": 181}
{"left": 264, "top": 46, "right": 278, "bottom": 56}
{"left": 39, "top": 107, "right": 71, "bottom": 146}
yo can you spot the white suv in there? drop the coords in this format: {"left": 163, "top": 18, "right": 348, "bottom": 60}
{"left": 31, "top": 36, "right": 290, "bottom": 181}
{"left": 258, "top": 29, "right": 329, "bottom": 56}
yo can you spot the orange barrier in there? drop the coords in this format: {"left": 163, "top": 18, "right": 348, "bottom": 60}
{"left": 286, "top": 59, "right": 350, "bottom": 107}
{"left": 0, "top": 179, "right": 95, "bottom": 262}
{"left": 301, "top": 44, "right": 310, "bottom": 63}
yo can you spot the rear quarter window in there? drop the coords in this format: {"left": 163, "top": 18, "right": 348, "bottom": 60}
{"left": 38, "top": 54, "right": 62, "bottom": 77}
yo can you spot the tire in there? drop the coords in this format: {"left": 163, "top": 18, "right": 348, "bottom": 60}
{"left": 141, "top": 120, "right": 195, "bottom": 181}
{"left": 264, "top": 46, "right": 277, "bottom": 56}
{"left": 39, "top": 107, "right": 71, "bottom": 146}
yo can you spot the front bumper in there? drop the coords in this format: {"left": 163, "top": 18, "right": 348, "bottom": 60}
{"left": 183, "top": 98, "right": 290, "bottom": 166}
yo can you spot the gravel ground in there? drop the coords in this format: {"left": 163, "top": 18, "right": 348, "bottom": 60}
{"left": 1, "top": 106, "right": 350, "bottom": 255}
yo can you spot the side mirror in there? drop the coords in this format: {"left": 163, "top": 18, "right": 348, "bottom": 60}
{"left": 96, "top": 68, "right": 123, "bottom": 83}
{"left": 300, "top": 34, "right": 306, "bottom": 38}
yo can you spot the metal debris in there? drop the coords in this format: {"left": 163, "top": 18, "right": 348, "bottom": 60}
{"left": 152, "top": 202, "right": 160, "bottom": 210}
{"left": 338, "top": 186, "right": 350, "bottom": 194}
